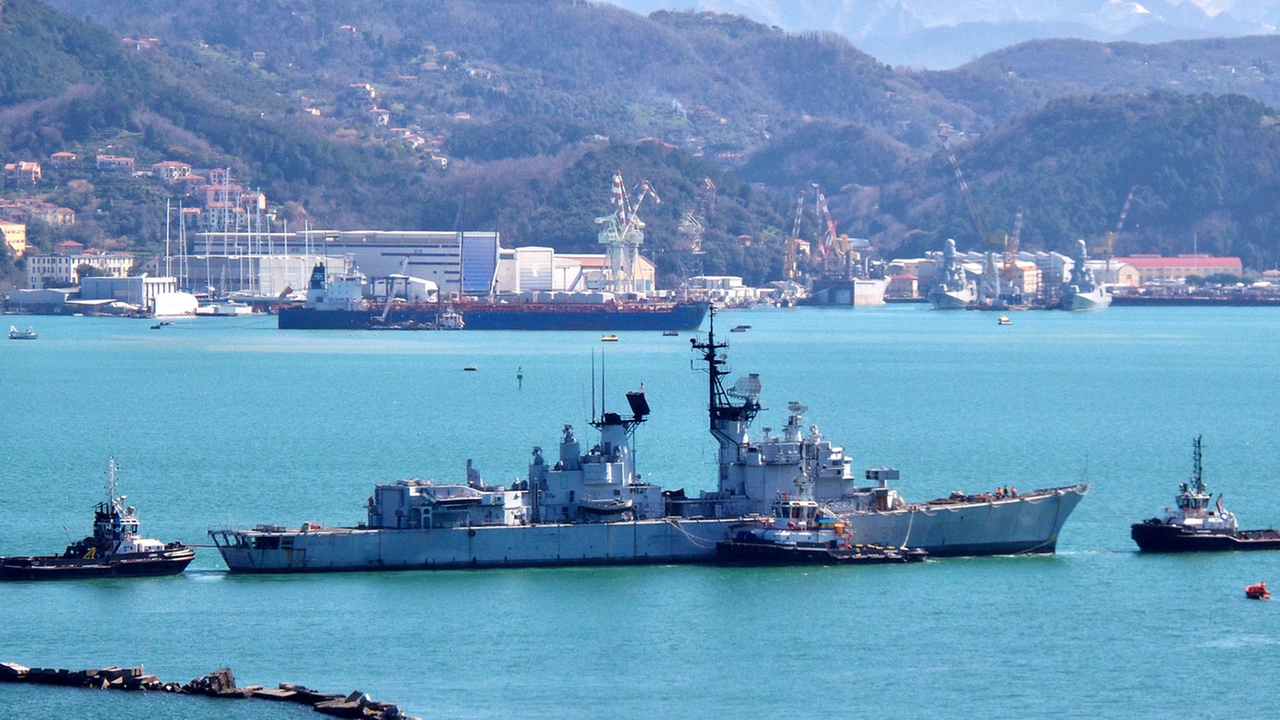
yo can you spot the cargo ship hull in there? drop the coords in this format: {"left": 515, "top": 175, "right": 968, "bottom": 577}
{"left": 278, "top": 301, "right": 708, "bottom": 331}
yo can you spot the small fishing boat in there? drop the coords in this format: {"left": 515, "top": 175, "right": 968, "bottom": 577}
{"left": 998, "top": 315, "right": 1012, "bottom": 325}
{"left": 730, "top": 325, "right": 750, "bottom": 333}
{"left": 8, "top": 325, "right": 36, "bottom": 340}
{"left": 1132, "top": 436, "right": 1280, "bottom": 552}
{"left": 463, "top": 366, "right": 479, "bottom": 372}
{"left": 716, "top": 496, "right": 927, "bottom": 566}
{"left": 601, "top": 334, "right": 619, "bottom": 342}
{"left": 1246, "top": 582, "right": 1270, "bottom": 600}
{"left": 0, "top": 458, "right": 195, "bottom": 580}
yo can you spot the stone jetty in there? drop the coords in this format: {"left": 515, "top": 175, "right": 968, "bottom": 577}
{"left": 0, "top": 662, "right": 419, "bottom": 719}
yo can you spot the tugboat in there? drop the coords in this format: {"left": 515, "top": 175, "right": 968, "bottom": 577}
{"left": 0, "top": 458, "right": 195, "bottom": 580}
{"left": 1131, "top": 436, "right": 1280, "bottom": 552}
{"left": 716, "top": 495, "right": 928, "bottom": 566}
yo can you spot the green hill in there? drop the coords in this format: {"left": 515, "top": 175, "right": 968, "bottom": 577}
{"left": 7, "top": 0, "right": 1280, "bottom": 288}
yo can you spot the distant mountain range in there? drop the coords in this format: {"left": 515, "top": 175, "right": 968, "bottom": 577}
{"left": 612, "top": 0, "right": 1277, "bottom": 68}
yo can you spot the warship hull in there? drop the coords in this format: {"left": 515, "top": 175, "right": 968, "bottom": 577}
{"left": 833, "top": 485, "right": 1088, "bottom": 556}
{"left": 279, "top": 301, "right": 708, "bottom": 331}
{"left": 211, "top": 486, "right": 1086, "bottom": 572}
{"left": 211, "top": 519, "right": 743, "bottom": 572}
{"left": 1062, "top": 290, "right": 1112, "bottom": 311}
{"left": 927, "top": 288, "right": 975, "bottom": 310}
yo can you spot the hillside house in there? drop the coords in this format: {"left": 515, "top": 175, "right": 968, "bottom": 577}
{"left": 96, "top": 155, "right": 135, "bottom": 174}
{"left": 50, "top": 152, "right": 79, "bottom": 167}
{"left": 4, "top": 162, "right": 42, "bottom": 184}
{"left": 0, "top": 221, "right": 26, "bottom": 256}
{"left": 151, "top": 161, "right": 193, "bottom": 182}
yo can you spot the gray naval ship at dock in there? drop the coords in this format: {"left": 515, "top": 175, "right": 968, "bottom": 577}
{"left": 210, "top": 313, "right": 1088, "bottom": 572}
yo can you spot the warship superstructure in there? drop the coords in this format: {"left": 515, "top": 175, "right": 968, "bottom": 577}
{"left": 927, "top": 239, "right": 977, "bottom": 310}
{"left": 211, "top": 312, "right": 1086, "bottom": 573}
{"left": 1060, "top": 239, "right": 1111, "bottom": 311}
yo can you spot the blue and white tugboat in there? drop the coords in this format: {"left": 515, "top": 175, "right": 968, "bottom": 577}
{"left": 1132, "top": 436, "right": 1280, "bottom": 552}
{"left": 0, "top": 458, "right": 195, "bottom": 580}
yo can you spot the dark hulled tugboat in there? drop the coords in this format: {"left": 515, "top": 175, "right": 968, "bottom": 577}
{"left": 0, "top": 458, "right": 195, "bottom": 580}
{"left": 1132, "top": 436, "right": 1280, "bottom": 552}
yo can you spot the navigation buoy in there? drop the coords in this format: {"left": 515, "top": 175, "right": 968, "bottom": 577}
{"left": 517, "top": 366, "right": 523, "bottom": 389}
{"left": 1246, "top": 582, "right": 1270, "bottom": 600}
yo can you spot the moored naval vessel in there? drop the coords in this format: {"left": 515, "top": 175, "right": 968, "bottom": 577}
{"left": 210, "top": 312, "right": 1087, "bottom": 573}
{"left": 1060, "top": 240, "right": 1112, "bottom": 311}
{"left": 927, "top": 239, "right": 977, "bottom": 310}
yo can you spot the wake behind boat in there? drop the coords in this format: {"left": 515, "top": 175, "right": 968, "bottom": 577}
{"left": 1131, "top": 436, "right": 1280, "bottom": 552}
{"left": 0, "top": 458, "right": 194, "bottom": 580}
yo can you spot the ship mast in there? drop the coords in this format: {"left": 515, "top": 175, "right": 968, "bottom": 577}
{"left": 105, "top": 456, "right": 119, "bottom": 507}
{"left": 1191, "top": 435, "right": 1205, "bottom": 494}
{"left": 691, "top": 308, "right": 759, "bottom": 448}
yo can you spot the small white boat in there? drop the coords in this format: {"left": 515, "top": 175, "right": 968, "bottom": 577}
{"left": 601, "top": 334, "right": 618, "bottom": 342}
{"left": 8, "top": 326, "right": 36, "bottom": 340}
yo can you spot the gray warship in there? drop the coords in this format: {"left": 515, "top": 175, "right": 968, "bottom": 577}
{"left": 927, "top": 239, "right": 977, "bottom": 310}
{"left": 210, "top": 313, "right": 1087, "bottom": 572}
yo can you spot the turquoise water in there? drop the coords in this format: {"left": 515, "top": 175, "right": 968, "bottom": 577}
{"left": 2, "top": 307, "right": 1278, "bottom": 718}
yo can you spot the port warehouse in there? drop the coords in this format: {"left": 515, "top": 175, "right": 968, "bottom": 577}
{"left": 180, "top": 231, "right": 655, "bottom": 297}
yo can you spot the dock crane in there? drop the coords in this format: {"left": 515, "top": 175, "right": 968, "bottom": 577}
{"left": 1097, "top": 185, "right": 1136, "bottom": 283}
{"left": 1098, "top": 185, "right": 1137, "bottom": 258}
{"left": 938, "top": 127, "right": 989, "bottom": 243}
{"left": 783, "top": 191, "right": 806, "bottom": 280}
{"left": 596, "top": 170, "right": 660, "bottom": 294}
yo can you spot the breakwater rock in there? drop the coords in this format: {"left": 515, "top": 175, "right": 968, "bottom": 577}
{"left": 0, "top": 662, "right": 419, "bottom": 719}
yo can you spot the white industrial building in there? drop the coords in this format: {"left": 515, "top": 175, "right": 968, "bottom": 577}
{"left": 191, "top": 230, "right": 500, "bottom": 296}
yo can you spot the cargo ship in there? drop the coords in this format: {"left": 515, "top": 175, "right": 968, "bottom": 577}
{"left": 278, "top": 264, "right": 708, "bottom": 331}
{"left": 211, "top": 311, "right": 1086, "bottom": 573}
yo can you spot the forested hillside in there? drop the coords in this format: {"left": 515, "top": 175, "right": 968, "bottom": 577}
{"left": 4, "top": 0, "right": 1280, "bottom": 288}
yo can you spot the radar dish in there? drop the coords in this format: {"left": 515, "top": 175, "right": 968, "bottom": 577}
{"left": 787, "top": 401, "right": 808, "bottom": 415}
{"left": 728, "top": 373, "right": 762, "bottom": 400}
